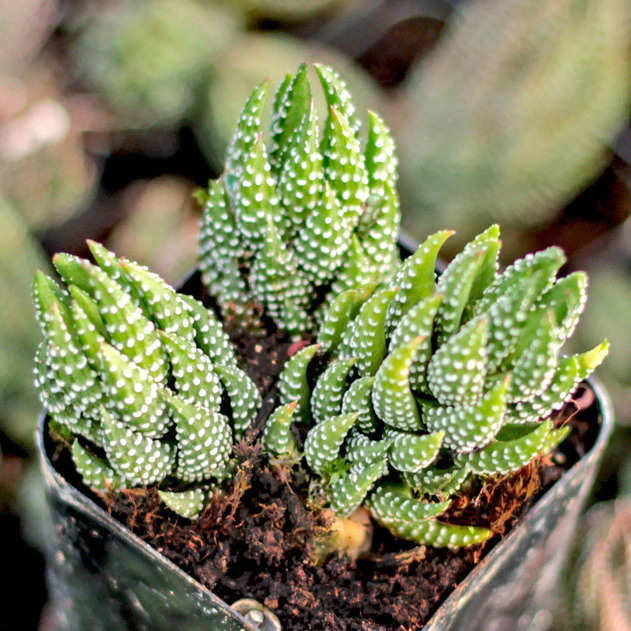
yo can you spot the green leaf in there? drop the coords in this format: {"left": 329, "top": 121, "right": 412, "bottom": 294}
{"left": 315, "top": 63, "right": 361, "bottom": 137}
{"left": 98, "top": 342, "right": 170, "bottom": 438}
{"left": 329, "top": 236, "right": 379, "bottom": 296}
{"left": 262, "top": 401, "right": 298, "bottom": 458}
{"left": 179, "top": 294, "right": 238, "bottom": 369}
{"left": 358, "top": 181, "right": 400, "bottom": 279}
{"left": 460, "top": 224, "right": 501, "bottom": 306}
{"left": 215, "top": 365, "right": 261, "bottom": 438}
{"left": 373, "top": 337, "right": 423, "bottom": 431}
{"left": 198, "top": 180, "right": 252, "bottom": 321}
{"left": 389, "top": 294, "right": 442, "bottom": 392}
{"left": 345, "top": 430, "right": 391, "bottom": 464}
{"left": 535, "top": 271, "right": 587, "bottom": 345}
{"left": 102, "top": 408, "right": 175, "bottom": 486}
{"left": 374, "top": 517, "right": 492, "bottom": 548}
{"left": 369, "top": 483, "right": 451, "bottom": 522}
{"left": 402, "top": 466, "right": 469, "bottom": 497}
{"left": 277, "top": 104, "right": 324, "bottom": 235}
{"left": 233, "top": 135, "right": 281, "bottom": 247}
{"left": 364, "top": 110, "right": 398, "bottom": 199}
{"left": 159, "top": 332, "right": 223, "bottom": 412}
{"left": 53, "top": 253, "right": 168, "bottom": 384}
{"left": 318, "top": 285, "right": 374, "bottom": 352}
{"left": 269, "top": 64, "right": 311, "bottom": 172}
{"left": 72, "top": 441, "right": 124, "bottom": 491}
{"left": 427, "top": 316, "right": 488, "bottom": 407}
{"left": 329, "top": 459, "right": 387, "bottom": 517}
{"left": 39, "top": 303, "right": 103, "bottom": 423}
{"left": 341, "top": 377, "right": 378, "bottom": 434}
{"left": 167, "top": 394, "right": 233, "bottom": 483}
{"left": 311, "top": 359, "right": 356, "bottom": 424}
{"left": 424, "top": 377, "right": 509, "bottom": 453}
{"left": 224, "top": 79, "right": 270, "bottom": 200}
{"left": 294, "top": 181, "right": 347, "bottom": 285}
{"left": 346, "top": 287, "right": 398, "bottom": 377}
{"left": 508, "top": 311, "right": 558, "bottom": 402}
{"left": 386, "top": 429, "right": 444, "bottom": 472}
{"left": 462, "top": 420, "right": 552, "bottom": 476}
{"left": 320, "top": 106, "right": 368, "bottom": 233}
{"left": 158, "top": 488, "right": 207, "bottom": 520}
{"left": 278, "top": 343, "right": 320, "bottom": 418}
{"left": 507, "top": 341, "right": 609, "bottom": 423}
{"left": 304, "top": 412, "right": 359, "bottom": 475}
{"left": 385, "top": 230, "right": 453, "bottom": 332}
{"left": 434, "top": 247, "right": 485, "bottom": 343}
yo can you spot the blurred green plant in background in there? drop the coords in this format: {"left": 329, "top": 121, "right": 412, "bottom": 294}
{"left": 399, "top": 0, "right": 631, "bottom": 250}
{"left": 0, "top": 195, "right": 52, "bottom": 448}
{"left": 559, "top": 499, "right": 631, "bottom": 631}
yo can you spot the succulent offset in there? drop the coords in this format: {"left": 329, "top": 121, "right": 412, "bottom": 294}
{"left": 270, "top": 225, "right": 609, "bottom": 547}
{"left": 33, "top": 241, "right": 260, "bottom": 519}
{"left": 198, "top": 63, "right": 399, "bottom": 335}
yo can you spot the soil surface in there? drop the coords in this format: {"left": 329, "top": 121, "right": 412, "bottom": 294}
{"left": 95, "top": 383, "right": 599, "bottom": 631}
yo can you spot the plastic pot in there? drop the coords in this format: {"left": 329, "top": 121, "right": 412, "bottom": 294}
{"left": 37, "top": 376, "right": 613, "bottom": 631}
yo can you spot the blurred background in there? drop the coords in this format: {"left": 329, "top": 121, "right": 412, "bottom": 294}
{"left": 1, "top": 0, "right": 630, "bottom": 628}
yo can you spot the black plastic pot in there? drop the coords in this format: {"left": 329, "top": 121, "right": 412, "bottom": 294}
{"left": 38, "top": 377, "right": 613, "bottom": 631}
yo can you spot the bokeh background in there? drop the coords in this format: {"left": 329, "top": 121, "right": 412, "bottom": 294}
{"left": 1, "top": 0, "right": 630, "bottom": 628}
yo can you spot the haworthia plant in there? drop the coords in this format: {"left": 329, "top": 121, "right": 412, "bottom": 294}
{"left": 33, "top": 241, "right": 260, "bottom": 519}
{"left": 270, "top": 224, "right": 608, "bottom": 548}
{"left": 198, "top": 63, "right": 400, "bottom": 335}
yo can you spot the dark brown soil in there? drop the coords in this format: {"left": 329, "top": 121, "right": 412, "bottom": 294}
{"left": 99, "top": 384, "right": 598, "bottom": 631}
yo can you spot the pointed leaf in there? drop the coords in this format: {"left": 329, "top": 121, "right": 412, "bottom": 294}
{"left": 315, "top": 63, "right": 361, "bottom": 137}
{"left": 386, "top": 429, "right": 445, "bottom": 472}
{"left": 98, "top": 342, "right": 170, "bottom": 438}
{"left": 158, "top": 488, "right": 207, "bottom": 520}
{"left": 278, "top": 105, "right": 323, "bottom": 234}
{"left": 427, "top": 316, "right": 488, "bottom": 407}
{"left": 167, "top": 395, "right": 232, "bottom": 483}
{"left": 329, "top": 460, "right": 387, "bottom": 517}
{"left": 159, "top": 332, "right": 222, "bottom": 412}
{"left": 369, "top": 483, "right": 451, "bottom": 522}
{"left": 318, "top": 285, "right": 374, "bottom": 352}
{"left": 389, "top": 294, "right": 442, "bottom": 392}
{"left": 304, "top": 412, "right": 359, "bottom": 475}
{"left": 262, "top": 401, "right": 298, "bottom": 458}
{"left": 72, "top": 441, "right": 124, "bottom": 490}
{"left": 294, "top": 181, "right": 347, "bottom": 284}
{"left": 462, "top": 421, "right": 552, "bottom": 476}
{"left": 386, "top": 230, "right": 453, "bottom": 332}
{"left": 269, "top": 64, "right": 311, "bottom": 171}
{"left": 311, "top": 359, "right": 356, "bottom": 424}
{"left": 341, "top": 376, "right": 378, "bottom": 433}
{"left": 102, "top": 408, "right": 175, "bottom": 486}
{"left": 373, "top": 337, "right": 423, "bottom": 431}
{"left": 180, "top": 294, "right": 238, "bottom": 369}
{"left": 346, "top": 287, "right": 398, "bottom": 377}
{"left": 224, "top": 80, "right": 269, "bottom": 200}
{"left": 234, "top": 135, "right": 281, "bottom": 247}
{"left": 345, "top": 430, "right": 391, "bottom": 464}
{"left": 278, "top": 343, "right": 320, "bottom": 418}
{"left": 215, "top": 365, "right": 261, "bottom": 438}
{"left": 424, "top": 377, "right": 509, "bottom": 453}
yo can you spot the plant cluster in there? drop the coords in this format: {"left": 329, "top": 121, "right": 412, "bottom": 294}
{"left": 270, "top": 225, "right": 608, "bottom": 547}
{"left": 34, "top": 241, "right": 259, "bottom": 518}
{"left": 198, "top": 63, "right": 399, "bottom": 334}
{"left": 34, "top": 65, "right": 608, "bottom": 550}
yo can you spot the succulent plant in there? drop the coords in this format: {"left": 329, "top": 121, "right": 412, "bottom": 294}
{"left": 401, "top": 0, "right": 631, "bottom": 237}
{"left": 559, "top": 500, "right": 631, "bottom": 631}
{"left": 198, "top": 63, "right": 399, "bottom": 335}
{"left": 74, "top": 0, "right": 238, "bottom": 127}
{"left": 33, "top": 241, "right": 260, "bottom": 519}
{"left": 269, "top": 225, "right": 609, "bottom": 547}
